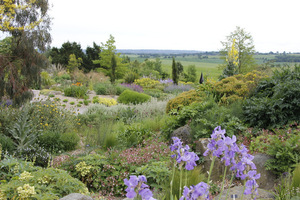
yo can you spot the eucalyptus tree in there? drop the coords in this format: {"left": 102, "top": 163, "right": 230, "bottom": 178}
{"left": 0, "top": 0, "right": 52, "bottom": 105}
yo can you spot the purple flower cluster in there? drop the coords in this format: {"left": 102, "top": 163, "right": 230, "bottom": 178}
{"left": 124, "top": 175, "right": 156, "bottom": 200}
{"left": 0, "top": 99, "right": 13, "bottom": 107}
{"left": 159, "top": 78, "right": 173, "bottom": 84}
{"left": 180, "top": 182, "right": 210, "bottom": 200}
{"left": 203, "top": 126, "right": 260, "bottom": 196}
{"left": 121, "top": 83, "right": 144, "bottom": 93}
{"left": 170, "top": 137, "right": 199, "bottom": 170}
{"left": 163, "top": 84, "right": 193, "bottom": 94}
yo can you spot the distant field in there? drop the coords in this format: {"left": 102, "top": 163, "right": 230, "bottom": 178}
{"left": 124, "top": 53, "right": 299, "bottom": 81}
{"left": 126, "top": 54, "right": 223, "bottom": 80}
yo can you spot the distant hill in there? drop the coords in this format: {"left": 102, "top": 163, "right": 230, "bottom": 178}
{"left": 116, "top": 49, "right": 205, "bottom": 54}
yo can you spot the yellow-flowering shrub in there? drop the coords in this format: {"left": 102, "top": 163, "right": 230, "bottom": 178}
{"left": 19, "top": 171, "right": 33, "bottom": 181}
{"left": 75, "top": 161, "right": 93, "bottom": 177}
{"left": 179, "top": 81, "right": 194, "bottom": 85}
{"left": 17, "top": 184, "right": 36, "bottom": 199}
{"left": 92, "top": 96, "right": 118, "bottom": 106}
{"left": 134, "top": 78, "right": 160, "bottom": 89}
{"left": 166, "top": 89, "right": 206, "bottom": 113}
{"left": 213, "top": 71, "right": 267, "bottom": 105}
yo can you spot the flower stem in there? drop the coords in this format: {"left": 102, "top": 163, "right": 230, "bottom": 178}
{"left": 241, "top": 179, "right": 246, "bottom": 200}
{"left": 179, "top": 167, "right": 183, "bottom": 198}
{"left": 170, "top": 161, "right": 176, "bottom": 199}
{"left": 218, "top": 166, "right": 227, "bottom": 200}
{"left": 185, "top": 169, "right": 188, "bottom": 187}
{"left": 225, "top": 171, "right": 235, "bottom": 200}
{"left": 207, "top": 156, "right": 216, "bottom": 183}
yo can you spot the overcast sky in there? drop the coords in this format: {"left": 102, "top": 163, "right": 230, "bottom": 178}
{"left": 49, "top": 0, "right": 300, "bottom": 53}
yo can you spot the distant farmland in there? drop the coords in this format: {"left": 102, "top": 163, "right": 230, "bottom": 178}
{"left": 120, "top": 50, "right": 300, "bottom": 80}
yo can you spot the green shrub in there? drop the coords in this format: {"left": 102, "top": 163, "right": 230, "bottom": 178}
{"left": 7, "top": 108, "right": 39, "bottom": 153}
{"left": 144, "top": 89, "right": 166, "bottom": 99}
{"left": 243, "top": 66, "right": 300, "bottom": 128}
{"left": 0, "top": 134, "right": 15, "bottom": 153}
{"left": 38, "top": 131, "right": 79, "bottom": 153}
{"left": 83, "top": 100, "right": 89, "bottom": 106}
{"left": 117, "top": 90, "right": 151, "bottom": 105}
{"left": 64, "top": 85, "right": 87, "bottom": 98}
{"left": 70, "top": 101, "right": 75, "bottom": 105}
{"left": 54, "top": 72, "right": 71, "bottom": 83}
{"left": 38, "top": 131, "right": 64, "bottom": 153}
{"left": 60, "top": 131, "right": 80, "bottom": 151}
{"left": 48, "top": 94, "right": 55, "bottom": 98}
{"left": 117, "top": 124, "right": 155, "bottom": 148}
{"left": 190, "top": 104, "right": 246, "bottom": 139}
{"left": 115, "top": 85, "right": 127, "bottom": 95}
{"left": 41, "top": 71, "right": 54, "bottom": 87}
{"left": 124, "top": 71, "right": 140, "bottom": 83}
{"left": 28, "top": 101, "right": 76, "bottom": 134}
{"left": 63, "top": 99, "right": 68, "bottom": 102}
{"left": 16, "top": 144, "right": 51, "bottom": 167}
{"left": 93, "top": 83, "right": 108, "bottom": 95}
{"left": 59, "top": 154, "right": 127, "bottom": 196}
{"left": 265, "top": 132, "right": 300, "bottom": 175}
{"left": 136, "top": 161, "right": 170, "bottom": 190}
{"left": 0, "top": 106, "right": 20, "bottom": 137}
{"left": 94, "top": 83, "right": 119, "bottom": 95}
{"left": 250, "top": 125, "right": 300, "bottom": 175}
{"left": 0, "top": 158, "right": 88, "bottom": 199}
{"left": 292, "top": 163, "right": 300, "bottom": 196}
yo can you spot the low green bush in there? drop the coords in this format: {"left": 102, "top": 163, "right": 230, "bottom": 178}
{"left": 115, "top": 85, "right": 127, "bottom": 95}
{"left": 117, "top": 124, "right": 155, "bottom": 148}
{"left": 292, "top": 163, "right": 300, "bottom": 196}
{"left": 38, "top": 131, "right": 79, "bottom": 153}
{"left": 94, "top": 83, "right": 127, "bottom": 95}
{"left": 0, "top": 157, "right": 88, "bottom": 199}
{"left": 64, "top": 85, "right": 87, "bottom": 98}
{"left": 117, "top": 90, "right": 151, "bottom": 105}
{"left": 59, "top": 154, "right": 127, "bottom": 197}
{"left": 16, "top": 144, "right": 51, "bottom": 167}
{"left": 93, "top": 83, "right": 108, "bottom": 95}
{"left": 83, "top": 100, "right": 89, "bottom": 105}
{"left": 250, "top": 125, "right": 300, "bottom": 175}
{"left": 135, "top": 161, "right": 171, "bottom": 190}
{"left": 0, "top": 134, "right": 15, "bottom": 153}
{"left": 144, "top": 89, "right": 166, "bottom": 99}
{"left": 60, "top": 131, "right": 80, "bottom": 151}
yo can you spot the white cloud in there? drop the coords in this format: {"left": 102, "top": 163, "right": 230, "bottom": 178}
{"left": 49, "top": 0, "right": 300, "bottom": 52}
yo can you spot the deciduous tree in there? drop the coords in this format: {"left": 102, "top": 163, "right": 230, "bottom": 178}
{"left": 220, "top": 26, "right": 256, "bottom": 74}
{"left": 93, "top": 35, "right": 128, "bottom": 83}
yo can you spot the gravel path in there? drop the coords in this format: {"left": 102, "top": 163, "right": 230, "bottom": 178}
{"left": 30, "top": 89, "right": 118, "bottom": 114}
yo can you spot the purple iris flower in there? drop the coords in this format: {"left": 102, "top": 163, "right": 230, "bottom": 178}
{"left": 124, "top": 175, "right": 157, "bottom": 200}
{"left": 204, "top": 126, "right": 261, "bottom": 198}
{"left": 124, "top": 175, "right": 139, "bottom": 198}
{"left": 179, "top": 182, "right": 210, "bottom": 200}
{"left": 180, "top": 151, "right": 199, "bottom": 170}
{"left": 244, "top": 179, "right": 259, "bottom": 196}
{"left": 211, "top": 126, "right": 226, "bottom": 139}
